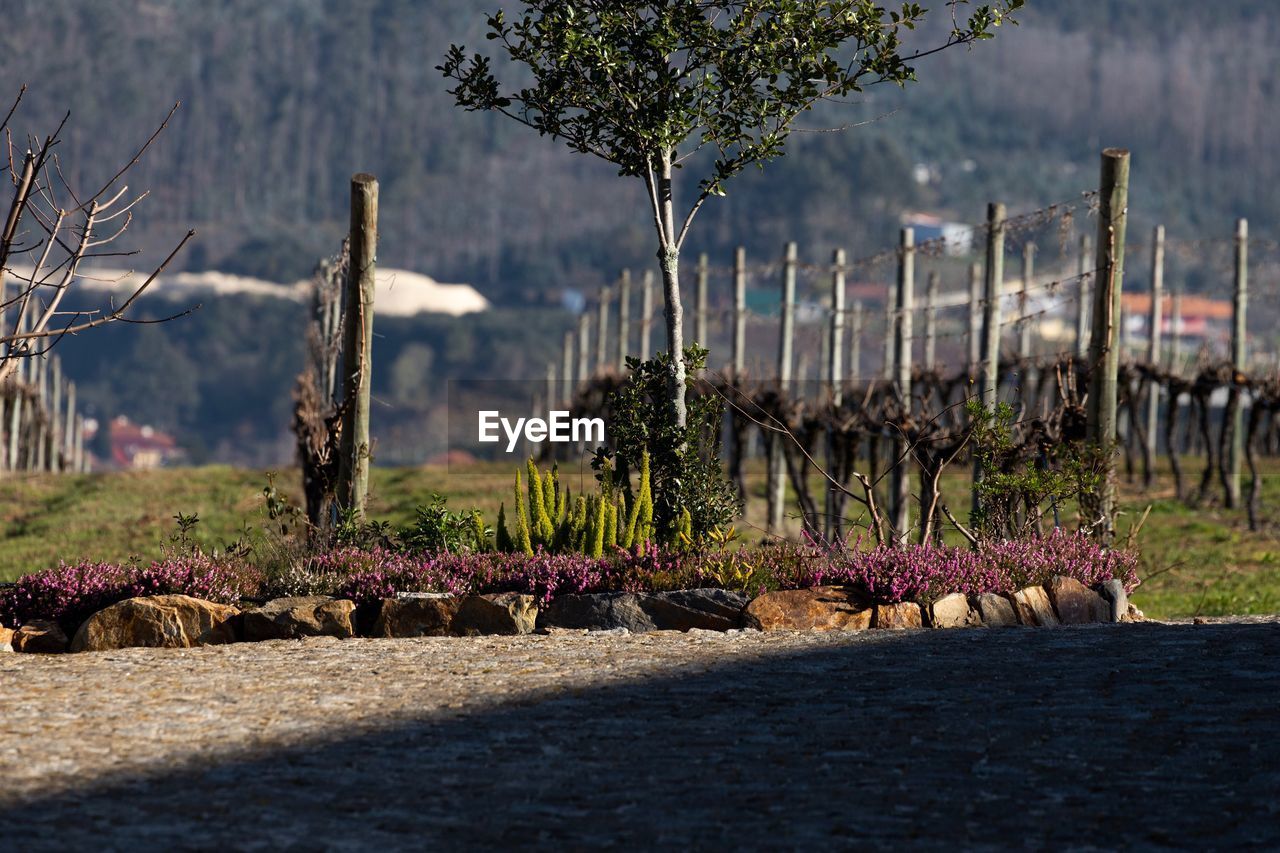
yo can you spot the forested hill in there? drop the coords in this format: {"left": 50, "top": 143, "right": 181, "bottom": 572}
{"left": 3, "top": 1, "right": 1278, "bottom": 464}
{"left": 2, "top": 0, "right": 1276, "bottom": 304}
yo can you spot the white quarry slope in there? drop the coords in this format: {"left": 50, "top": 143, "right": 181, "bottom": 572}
{"left": 10, "top": 266, "right": 490, "bottom": 317}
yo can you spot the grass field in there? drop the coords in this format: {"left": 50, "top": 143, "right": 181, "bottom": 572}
{"left": 1, "top": 457, "right": 1277, "bottom": 621}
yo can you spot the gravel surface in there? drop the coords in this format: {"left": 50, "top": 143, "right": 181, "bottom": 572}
{"left": 2, "top": 619, "right": 1279, "bottom": 850}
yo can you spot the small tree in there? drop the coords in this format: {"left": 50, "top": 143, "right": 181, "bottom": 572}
{"left": 442, "top": 0, "right": 1021, "bottom": 427}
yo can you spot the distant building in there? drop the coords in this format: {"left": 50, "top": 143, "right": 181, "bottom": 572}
{"left": 901, "top": 213, "right": 973, "bottom": 257}
{"left": 1121, "top": 293, "right": 1232, "bottom": 352}
{"left": 109, "top": 416, "right": 185, "bottom": 470}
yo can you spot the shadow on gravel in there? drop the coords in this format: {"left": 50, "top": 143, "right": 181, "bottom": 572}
{"left": 3, "top": 622, "right": 1279, "bottom": 849}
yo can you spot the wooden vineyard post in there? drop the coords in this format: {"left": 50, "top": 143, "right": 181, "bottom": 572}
{"left": 695, "top": 253, "right": 709, "bottom": 347}
{"left": 617, "top": 269, "right": 631, "bottom": 371}
{"left": 768, "top": 242, "right": 798, "bottom": 535}
{"left": 732, "top": 247, "right": 746, "bottom": 376}
{"left": 1170, "top": 289, "right": 1183, "bottom": 373}
{"left": 1229, "top": 217, "right": 1248, "bottom": 507}
{"left": 850, "top": 301, "right": 863, "bottom": 382}
{"left": 1076, "top": 234, "right": 1092, "bottom": 358}
{"left": 967, "top": 262, "right": 982, "bottom": 371}
{"left": 1146, "top": 225, "right": 1165, "bottom": 468}
{"left": 1087, "top": 149, "right": 1131, "bottom": 541}
{"left": 561, "top": 331, "right": 573, "bottom": 404}
{"left": 892, "top": 228, "right": 915, "bottom": 541}
{"left": 577, "top": 312, "right": 591, "bottom": 388}
{"left": 640, "top": 270, "right": 654, "bottom": 362}
{"left": 63, "top": 380, "right": 76, "bottom": 467}
{"left": 829, "top": 249, "right": 846, "bottom": 405}
{"left": 882, "top": 276, "right": 896, "bottom": 382}
{"left": 1018, "top": 243, "right": 1037, "bottom": 404}
{"left": 924, "top": 271, "right": 939, "bottom": 370}
{"left": 50, "top": 356, "right": 62, "bottom": 472}
{"left": 336, "top": 173, "right": 377, "bottom": 521}
{"left": 972, "top": 203, "right": 1006, "bottom": 521}
{"left": 596, "top": 286, "right": 610, "bottom": 373}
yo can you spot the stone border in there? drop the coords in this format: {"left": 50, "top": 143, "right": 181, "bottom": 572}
{"left": 0, "top": 577, "right": 1140, "bottom": 654}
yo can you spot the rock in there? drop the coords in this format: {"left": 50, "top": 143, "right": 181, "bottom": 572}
{"left": 1046, "top": 576, "right": 1109, "bottom": 625}
{"left": 743, "top": 587, "right": 872, "bottom": 632}
{"left": 975, "top": 593, "right": 1018, "bottom": 627}
{"left": 1098, "top": 579, "right": 1129, "bottom": 623}
{"left": 14, "top": 620, "right": 69, "bottom": 653}
{"left": 1124, "top": 602, "right": 1146, "bottom": 623}
{"left": 453, "top": 593, "right": 538, "bottom": 635}
{"left": 536, "top": 593, "right": 656, "bottom": 633}
{"left": 70, "top": 596, "right": 239, "bottom": 652}
{"left": 1011, "top": 586, "right": 1060, "bottom": 627}
{"left": 929, "top": 593, "right": 979, "bottom": 629}
{"left": 638, "top": 589, "right": 749, "bottom": 631}
{"left": 242, "top": 596, "right": 356, "bottom": 641}
{"left": 0, "top": 625, "right": 14, "bottom": 652}
{"left": 874, "top": 601, "right": 923, "bottom": 630}
{"left": 373, "top": 595, "right": 459, "bottom": 638}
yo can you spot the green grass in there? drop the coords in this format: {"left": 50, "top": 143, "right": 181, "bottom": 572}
{"left": 1, "top": 457, "right": 1277, "bottom": 621}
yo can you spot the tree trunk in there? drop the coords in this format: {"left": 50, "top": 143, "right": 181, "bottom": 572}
{"left": 656, "top": 153, "right": 687, "bottom": 430}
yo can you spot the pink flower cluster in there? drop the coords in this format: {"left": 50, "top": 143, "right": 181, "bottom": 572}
{"left": 0, "top": 556, "right": 263, "bottom": 630}
{"left": 809, "top": 530, "right": 1139, "bottom": 603}
{"left": 1, "top": 531, "right": 1137, "bottom": 628}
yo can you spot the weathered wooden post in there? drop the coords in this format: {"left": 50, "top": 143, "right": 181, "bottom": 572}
{"left": 892, "top": 228, "right": 915, "bottom": 541}
{"left": 830, "top": 249, "right": 846, "bottom": 405}
{"left": 63, "top": 379, "right": 75, "bottom": 466}
{"left": 1170, "top": 288, "right": 1183, "bottom": 373}
{"left": 972, "top": 203, "right": 1006, "bottom": 520}
{"left": 1018, "top": 242, "right": 1037, "bottom": 410}
{"left": 545, "top": 361, "right": 557, "bottom": 416}
{"left": 778, "top": 242, "right": 797, "bottom": 387}
{"left": 882, "top": 277, "right": 896, "bottom": 382}
{"left": 336, "top": 173, "right": 377, "bottom": 520}
{"left": 1146, "top": 225, "right": 1165, "bottom": 463}
{"left": 967, "top": 262, "right": 982, "bottom": 371}
{"left": 616, "top": 269, "right": 631, "bottom": 370}
{"left": 596, "top": 286, "right": 610, "bottom": 372}
{"left": 32, "top": 353, "right": 46, "bottom": 473}
{"left": 640, "top": 269, "right": 654, "bottom": 362}
{"left": 1229, "top": 217, "right": 1248, "bottom": 507}
{"left": 1076, "top": 233, "right": 1092, "bottom": 358}
{"left": 1086, "top": 149, "right": 1131, "bottom": 540}
{"left": 50, "top": 356, "right": 62, "bottom": 472}
{"left": 924, "top": 270, "right": 939, "bottom": 370}
{"left": 695, "top": 253, "right": 709, "bottom": 346}
{"left": 768, "top": 242, "right": 798, "bottom": 535}
{"left": 561, "top": 330, "right": 573, "bottom": 403}
{"left": 577, "top": 312, "right": 591, "bottom": 388}
{"left": 850, "top": 301, "right": 863, "bottom": 382}
{"left": 732, "top": 247, "right": 747, "bottom": 375}
{"left": 74, "top": 413, "right": 85, "bottom": 473}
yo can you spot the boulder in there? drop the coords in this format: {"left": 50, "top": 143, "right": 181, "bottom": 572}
{"left": 638, "top": 589, "right": 749, "bottom": 631}
{"left": 975, "top": 593, "right": 1018, "bottom": 627}
{"left": 874, "top": 601, "right": 923, "bottom": 630}
{"left": 1012, "top": 586, "right": 1060, "bottom": 626}
{"left": 242, "top": 596, "right": 356, "bottom": 641}
{"left": 0, "top": 625, "right": 14, "bottom": 652}
{"left": 929, "top": 593, "right": 979, "bottom": 629}
{"left": 1098, "top": 579, "right": 1129, "bottom": 623}
{"left": 453, "top": 593, "right": 538, "bottom": 635}
{"left": 1046, "top": 576, "right": 1109, "bottom": 625}
{"left": 14, "top": 620, "right": 69, "bottom": 653}
{"left": 743, "top": 587, "right": 872, "bottom": 632}
{"left": 536, "top": 593, "right": 656, "bottom": 633}
{"left": 70, "top": 596, "right": 239, "bottom": 652}
{"left": 373, "top": 594, "right": 459, "bottom": 638}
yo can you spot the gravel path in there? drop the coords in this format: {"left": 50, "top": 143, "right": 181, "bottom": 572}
{"left": 3, "top": 619, "right": 1279, "bottom": 850}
